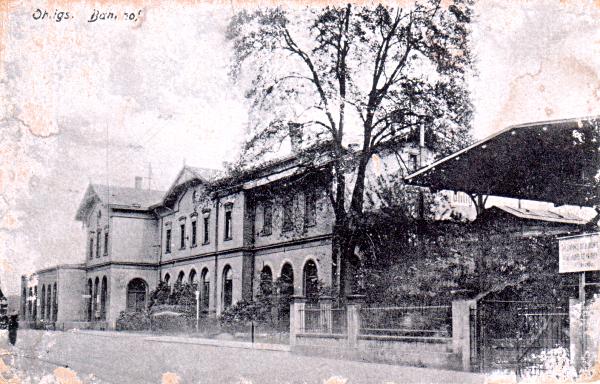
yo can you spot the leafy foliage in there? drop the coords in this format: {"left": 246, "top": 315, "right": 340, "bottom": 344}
{"left": 227, "top": 1, "right": 475, "bottom": 297}
{"left": 359, "top": 206, "right": 580, "bottom": 306}
{"left": 149, "top": 281, "right": 197, "bottom": 309}
{"left": 116, "top": 310, "right": 151, "bottom": 331}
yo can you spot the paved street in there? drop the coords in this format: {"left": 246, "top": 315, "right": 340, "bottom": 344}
{"left": 0, "top": 330, "right": 486, "bottom": 384}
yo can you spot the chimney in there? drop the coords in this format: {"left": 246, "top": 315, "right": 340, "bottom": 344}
{"left": 134, "top": 176, "right": 143, "bottom": 190}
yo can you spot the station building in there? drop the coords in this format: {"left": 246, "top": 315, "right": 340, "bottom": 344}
{"left": 20, "top": 141, "right": 432, "bottom": 330}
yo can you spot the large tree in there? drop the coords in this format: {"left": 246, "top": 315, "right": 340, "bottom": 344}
{"left": 227, "top": 1, "right": 474, "bottom": 298}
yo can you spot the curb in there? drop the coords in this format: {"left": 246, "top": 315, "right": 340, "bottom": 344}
{"left": 75, "top": 330, "right": 291, "bottom": 352}
{"left": 144, "top": 335, "right": 291, "bottom": 352}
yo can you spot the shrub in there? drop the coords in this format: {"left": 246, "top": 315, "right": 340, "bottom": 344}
{"left": 219, "top": 298, "right": 273, "bottom": 333}
{"left": 116, "top": 310, "right": 151, "bottom": 331}
{"left": 148, "top": 282, "right": 171, "bottom": 308}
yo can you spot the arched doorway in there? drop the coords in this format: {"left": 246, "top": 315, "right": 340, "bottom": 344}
{"left": 176, "top": 271, "right": 185, "bottom": 285}
{"left": 303, "top": 260, "right": 319, "bottom": 302}
{"left": 100, "top": 276, "right": 107, "bottom": 320}
{"left": 222, "top": 266, "right": 233, "bottom": 310}
{"left": 201, "top": 268, "right": 210, "bottom": 311}
{"left": 126, "top": 278, "right": 148, "bottom": 312}
{"left": 40, "top": 285, "right": 46, "bottom": 320}
{"left": 260, "top": 266, "right": 273, "bottom": 297}
{"left": 278, "top": 263, "right": 294, "bottom": 328}
{"left": 188, "top": 269, "right": 197, "bottom": 287}
{"left": 46, "top": 284, "right": 52, "bottom": 321}
{"left": 93, "top": 277, "right": 100, "bottom": 320}
{"left": 87, "top": 279, "right": 93, "bottom": 321}
{"left": 163, "top": 273, "right": 171, "bottom": 286}
{"left": 52, "top": 282, "right": 58, "bottom": 321}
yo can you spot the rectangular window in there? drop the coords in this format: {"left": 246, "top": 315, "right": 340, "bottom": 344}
{"left": 203, "top": 214, "right": 210, "bottom": 244}
{"left": 191, "top": 220, "right": 197, "bottom": 247}
{"left": 224, "top": 203, "right": 233, "bottom": 240}
{"left": 180, "top": 223, "right": 186, "bottom": 249}
{"left": 165, "top": 229, "right": 171, "bottom": 253}
{"left": 89, "top": 237, "right": 94, "bottom": 259}
{"left": 305, "top": 192, "right": 316, "bottom": 227}
{"left": 262, "top": 203, "right": 272, "bottom": 236}
{"left": 104, "top": 232, "right": 109, "bottom": 256}
{"left": 282, "top": 196, "right": 294, "bottom": 232}
{"left": 96, "top": 231, "right": 101, "bottom": 258}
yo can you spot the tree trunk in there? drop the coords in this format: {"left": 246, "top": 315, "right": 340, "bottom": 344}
{"left": 337, "top": 151, "right": 371, "bottom": 301}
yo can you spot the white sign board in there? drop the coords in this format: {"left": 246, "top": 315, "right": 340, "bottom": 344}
{"left": 559, "top": 233, "right": 600, "bottom": 273}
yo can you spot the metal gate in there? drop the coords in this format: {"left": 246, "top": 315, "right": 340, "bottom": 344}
{"left": 470, "top": 300, "right": 569, "bottom": 374}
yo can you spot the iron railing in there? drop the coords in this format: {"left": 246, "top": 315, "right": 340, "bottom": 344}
{"left": 298, "top": 304, "right": 347, "bottom": 335}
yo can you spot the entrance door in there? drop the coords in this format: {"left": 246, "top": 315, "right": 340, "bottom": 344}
{"left": 126, "top": 278, "right": 147, "bottom": 312}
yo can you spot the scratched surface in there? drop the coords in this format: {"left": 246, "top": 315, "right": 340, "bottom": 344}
{"left": 1, "top": 1, "right": 600, "bottom": 382}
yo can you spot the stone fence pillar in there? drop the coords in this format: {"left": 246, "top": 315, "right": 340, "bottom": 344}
{"left": 347, "top": 295, "right": 365, "bottom": 348}
{"left": 289, "top": 295, "right": 306, "bottom": 347}
{"left": 319, "top": 296, "right": 333, "bottom": 334}
{"left": 452, "top": 299, "right": 477, "bottom": 372}
{"left": 569, "top": 298, "right": 584, "bottom": 371}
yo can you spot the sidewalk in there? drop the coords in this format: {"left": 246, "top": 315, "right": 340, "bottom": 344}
{"left": 76, "top": 329, "right": 291, "bottom": 352}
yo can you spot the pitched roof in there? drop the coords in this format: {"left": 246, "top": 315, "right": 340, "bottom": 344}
{"left": 185, "top": 166, "right": 223, "bottom": 182}
{"left": 160, "top": 166, "right": 223, "bottom": 208}
{"left": 487, "top": 205, "right": 590, "bottom": 225}
{"left": 75, "top": 184, "right": 165, "bottom": 221}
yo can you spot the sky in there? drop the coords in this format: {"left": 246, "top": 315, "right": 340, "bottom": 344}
{"left": 1, "top": 0, "right": 600, "bottom": 295}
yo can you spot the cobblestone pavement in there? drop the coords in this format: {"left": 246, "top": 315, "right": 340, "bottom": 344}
{"left": 0, "top": 330, "right": 486, "bottom": 384}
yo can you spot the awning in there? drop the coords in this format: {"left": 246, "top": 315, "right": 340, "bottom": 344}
{"left": 405, "top": 116, "right": 600, "bottom": 207}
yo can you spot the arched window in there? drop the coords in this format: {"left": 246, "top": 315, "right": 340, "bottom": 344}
{"left": 40, "top": 285, "right": 46, "bottom": 320}
{"left": 93, "top": 277, "right": 100, "bottom": 320}
{"left": 303, "top": 260, "right": 319, "bottom": 302}
{"left": 22, "top": 287, "right": 26, "bottom": 319}
{"left": 32, "top": 286, "right": 37, "bottom": 320}
{"left": 260, "top": 266, "right": 273, "bottom": 297}
{"left": 222, "top": 266, "right": 233, "bottom": 310}
{"left": 188, "top": 269, "right": 197, "bottom": 286}
{"left": 201, "top": 268, "right": 210, "bottom": 311}
{"left": 52, "top": 282, "right": 58, "bottom": 321}
{"left": 27, "top": 287, "right": 33, "bottom": 319}
{"left": 100, "top": 276, "right": 107, "bottom": 320}
{"left": 126, "top": 278, "right": 148, "bottom": 312}
{"left": 46, "top": 285, "right": 52, "bottom": 321}
{"left": 164, "top": 273, "right": 171, "bottom": 286}
{"left": 176, "top": 271, "right": 185, "bottom": 285}
{"left": 87, "top": 279, "right": 93, "bottom": 321}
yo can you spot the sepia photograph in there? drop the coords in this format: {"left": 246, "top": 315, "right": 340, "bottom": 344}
{"left": 0, "top": 0, "right": 599, "bottom": 383}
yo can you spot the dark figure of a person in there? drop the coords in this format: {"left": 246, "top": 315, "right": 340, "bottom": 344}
{"left": 7, "top": 315, "right": 18, "bottom": 346}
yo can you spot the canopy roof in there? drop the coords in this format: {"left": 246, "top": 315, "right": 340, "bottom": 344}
{"left": 405, "top": 116, "right": 600, "bottom": 207}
